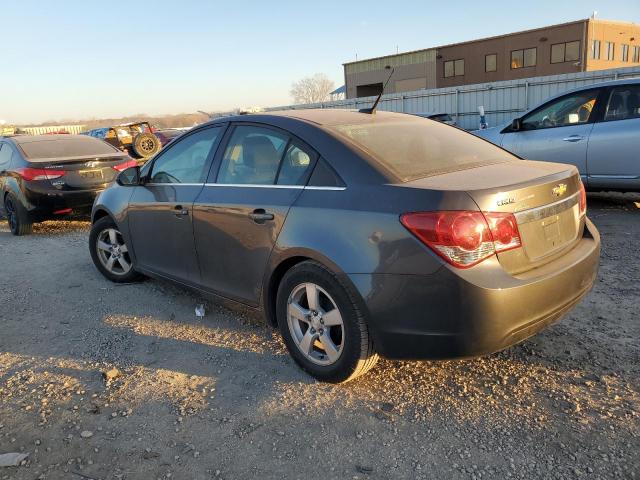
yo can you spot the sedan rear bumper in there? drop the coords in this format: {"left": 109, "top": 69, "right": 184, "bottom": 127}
{"left": 25, "top": 187, "right": 104, "bottom": 218}
{"left": 348, "top": 217, "right": 600, "bottom": 360}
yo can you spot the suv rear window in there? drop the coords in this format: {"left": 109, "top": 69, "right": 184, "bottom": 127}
{"left": 329, "top": 119, "right": 514, "bottom": 182}
{"left": 19, "top": 136, "right": 119, "bottom": 159}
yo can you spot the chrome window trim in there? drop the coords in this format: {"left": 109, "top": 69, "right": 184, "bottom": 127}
{"left": 144, "top": 182, "right": 204, "bottom": 187}
{"left": 204, "top": 183, "right": 304, "bottom": 189}
{"left": 201, "top": 183, "right": 346, "bottom": 191}
{"left": 514, "top": 191, "right": 580, "bottom": 224}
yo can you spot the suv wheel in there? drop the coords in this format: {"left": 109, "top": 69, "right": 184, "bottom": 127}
{"left": 89, "top": 216, "right": 143, "bottom": 283}
{"left": 276, "top": 261, "right": 379, "bottom": 383}
{"left": 4, "top": 193, "right": 33, "bottom": 236}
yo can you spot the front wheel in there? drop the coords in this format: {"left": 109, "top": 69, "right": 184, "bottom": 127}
{"left": 89, "top": 216, "right": 143, "bottom": 283}
{"left": 276, "top": 261, "right": 379, "bottom": 383}
{"left": 4, "top": 193, "right": 33, "bottom": 236}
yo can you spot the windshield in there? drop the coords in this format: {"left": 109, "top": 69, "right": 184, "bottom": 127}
{"left": 329, "top": 118, "right": 515, "bottom": 182}
{"left": 20, "top": 136, "right": 119, "bottom": 159}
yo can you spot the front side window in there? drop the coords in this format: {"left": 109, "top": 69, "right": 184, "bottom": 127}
{"left": 485, "top": 53, "right": 497, "bottom": 72}
{"left": 591, "top": 40, "right": 601, "bottom": 60}
{"left": 521, "top": 89, "right": 599, "bottom": 130}
{"left": 217, "top": 126, "right": 288, "bottom": 185}
{"left": 604, "top": 85, "right": 640, "bottom": 121}
{"left": 149, "top": 127, "right": 222, "bottom": 183}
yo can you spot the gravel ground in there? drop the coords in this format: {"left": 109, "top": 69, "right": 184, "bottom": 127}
{"left": 0, "top": 194, "right": 639, "bottom": 480}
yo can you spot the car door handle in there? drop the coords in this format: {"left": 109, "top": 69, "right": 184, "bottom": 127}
{"left": 562, "top": 135, "right": 584, "bottom": 142}
{"left": 174, "top": 205, "right": 189, "bottom": 217}
{"left": 248, "top": 209, "right": 274, "bottom": 223}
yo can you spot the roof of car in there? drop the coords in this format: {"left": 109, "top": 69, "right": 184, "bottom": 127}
{"left": 9, "top": 134, "right": 84, "bottom": 144}
{"left": 209, "top": 109, "right": 421, "bottom": 127}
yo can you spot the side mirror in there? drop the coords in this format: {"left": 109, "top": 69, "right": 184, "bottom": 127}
{"left": 511, "top": 118, "right": 522, "bottom": 131}
{"left": 116, "top": 166, "right": 140, "bottom": 186}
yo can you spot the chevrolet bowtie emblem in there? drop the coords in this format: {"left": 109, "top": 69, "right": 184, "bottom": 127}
{"left": 552, "top": 183, "right": 567, "bottom": 197}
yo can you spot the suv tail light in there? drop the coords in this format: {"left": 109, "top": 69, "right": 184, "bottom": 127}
{"left": 400, "top": 210, "right": 522, "bottom": 269}
{"left": 113, "top": 159, "right": 138, "bottom": 172}
{"left": 579, "top": 181, "right": 587, "bottom": 215}
{"left": 15, "top": 167, "right": 66, "bottom": 181}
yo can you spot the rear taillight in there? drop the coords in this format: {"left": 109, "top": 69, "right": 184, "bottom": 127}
{"left": 400, "top": 210, "right": 522, "bottom": 269}
{"left": 113, "top": 159, "right": 138, "bottom": 172}
{"left": 15, "top": 167, "right": 66, "bottom": 181}
{"left": 579, "top": 181, "right": 587, "bottom": 215}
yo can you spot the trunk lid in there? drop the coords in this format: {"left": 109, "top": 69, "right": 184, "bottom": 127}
{"left": 32, "top": 153, "right": 130, "bottom": 189}
{"left": 405, "top": 160, "right": 584, "bottom": 274}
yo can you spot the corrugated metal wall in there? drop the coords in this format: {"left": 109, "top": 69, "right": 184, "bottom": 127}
{"left": 268, "top": 66, "right": 640, "bottom": 130}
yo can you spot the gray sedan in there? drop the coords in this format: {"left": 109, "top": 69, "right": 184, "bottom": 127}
{"left": 474, "top": 79, "right": 640, "bottom": 191}
{"left": 90, "top": 110, "right": 600, "bottom": 382}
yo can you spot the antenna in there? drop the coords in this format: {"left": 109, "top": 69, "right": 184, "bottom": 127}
{"left": 359, "top": 65, "right": 395, "bottom": 114}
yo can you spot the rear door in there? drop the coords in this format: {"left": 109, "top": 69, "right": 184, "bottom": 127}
{"left": 501, "top": 88, "right": 604, "bottom": 182}
{"left": 586, "top": 83, "right": 640, "bottom": 190}
{"left": 193, "top": 123, "right": 316, "bottom": 305}
{"left": 127, "top": 125, "right": 224, "bottom": 283}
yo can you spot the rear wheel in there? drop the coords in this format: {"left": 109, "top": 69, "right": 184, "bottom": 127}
{"left": 4, "top": 194, "right": 33, "bottom": 236}
{"left": 276, "top": 261, "right": 378, "bottom": 383}
{"left": 89, "top": 216, "right": 143, "bottom": 283}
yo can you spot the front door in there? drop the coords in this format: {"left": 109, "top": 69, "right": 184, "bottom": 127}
{"left": 503, "top": 88, "right": 602, "bottom": 181}
{"left": 587, "top": 84, "right": 640, "bottom": 190}
{"left": 193, "top": 124, "right": 315, "bottom": 305}
{"left": 127, "top": 125, "right": 224, "bottom": 283}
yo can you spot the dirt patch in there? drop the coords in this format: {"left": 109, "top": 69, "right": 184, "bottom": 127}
{"left": 0, "top": 199, "right": 638, "bottom": 479}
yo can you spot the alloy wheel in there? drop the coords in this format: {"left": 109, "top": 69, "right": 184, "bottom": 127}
{"left": 96, "top": 228, "right": 132, "bottom": 276}
{"left": 287, "top": 283, "right": 345, "bottom": 366}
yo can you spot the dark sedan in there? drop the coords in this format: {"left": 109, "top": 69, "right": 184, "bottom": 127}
{"left": 1, "top": 134, "right": 134, "bottom": 235}
{"left": 89, "top": 110, "right": 600, "bottom": 382}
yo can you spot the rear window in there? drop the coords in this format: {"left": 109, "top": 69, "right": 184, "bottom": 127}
{"left": 329, "top": 119, "right": 515, "bottom": 182}
{"left": 19, "top": 136, "right": 119, "bottom": 159}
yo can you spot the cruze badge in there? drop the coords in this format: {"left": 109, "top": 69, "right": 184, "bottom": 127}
{"left": 552, "top": 183, "right": 567, "bottom": 197}
{"left": 496, "top": 197, "right": 515, "bottom": 207}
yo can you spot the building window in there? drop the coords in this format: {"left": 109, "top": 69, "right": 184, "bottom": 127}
{"left": 485, "top": 53, "right": 497, "bottom": 72}
{"left": 551, "top": 41, "right": 581, "bottom": 64}
{"left": 606, "top": 42, "right": 615, "bottom": 61}
{"left": 634, "top": 46, "right": 640, "bottom": 63}
{"left": 591, "top": 40, "right": 601, "bottom": 60}
{"left": 444, "top": 59, "right": 464, "bottom": 77}
{"left": 621, "top": 44, "right": 629, "bottom": 62}
{"left": 511, "top": 48, "right": 536, "bottom": 69}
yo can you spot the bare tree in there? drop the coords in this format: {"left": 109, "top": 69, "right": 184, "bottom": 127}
{"left": 290, "top": 73, "right": 335, "bottom": 104}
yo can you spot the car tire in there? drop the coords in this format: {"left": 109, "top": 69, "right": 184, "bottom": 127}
{"left": 276, "top": 261, "right": 379, "bottom": 383}
{"left": 89, "top": 216, "right": 143, "bottom": 283}
{"left": 131, "top": 132, "right": 161, "bottom": 159}
{"left": 4, "top": 193, "right": 33, "bottom": 236}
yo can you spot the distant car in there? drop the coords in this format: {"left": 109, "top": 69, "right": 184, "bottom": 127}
{"left": 83, "top": 122, "right": 161, "bottom": 161}
{"left": 89, "top": 109, "right": 599, "bottom": 383}
{"left": 412, "top": 112, "right": 456, "bottom": 126}
{"left": 473, "top": 79, "right": 640, "bottom": 191}
{"left": 0, "top": 134, "right": 133, "bottom": 235}
{"left": 154, "top": 128, "right": 186, "bottom": 147}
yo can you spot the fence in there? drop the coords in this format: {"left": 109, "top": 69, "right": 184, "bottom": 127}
{"left": 267, "top": 66, "right": 640, "bottom": 130}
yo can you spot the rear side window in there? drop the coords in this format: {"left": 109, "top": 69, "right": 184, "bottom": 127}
{"left": 276, "top": 143, "right": 314, "bottom": 186}
{"left": 217, "top": 126, "right": 288, "bottom": 185}
{"left": 19, "top": 136, "right": 119, "bottom": 159}
{"left": 329, "top": 119, "right": 514, "bottom": 182}
{"left": 604, "top": 85, "right": 640, "bottom": 121}
{"left": 0, "top": 144, "right": 13, "bottom": 170}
